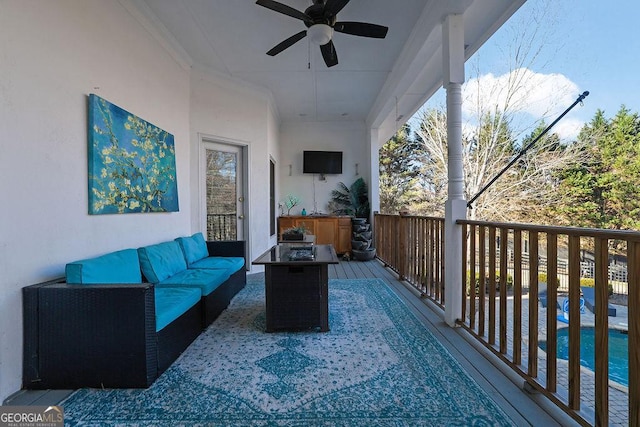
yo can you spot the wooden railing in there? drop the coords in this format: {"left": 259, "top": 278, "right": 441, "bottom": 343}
{"left": 207, "top": 213, "right": 236, "bottom": 241}
{"left": 459, "top": 220, "right": 639, "bottom": 427}
{"left": 373, "top": 213, "right": 639, "bottom": 427}
{"left": 374, "top": 214, "right": 445, "bottom": 306}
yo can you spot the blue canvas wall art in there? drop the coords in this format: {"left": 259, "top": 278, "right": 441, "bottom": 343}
{"left": 88, "top": 94, "right": 179, "bottom": 214}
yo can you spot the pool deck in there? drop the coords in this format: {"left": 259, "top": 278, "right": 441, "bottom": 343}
{"left": 548, "top": 296, "right": 629, "bottom": 426}
{"left": 575, "top": 297, "right": 629, "bottom": 330}
{"left": 487, "top": 293, "right": 630, "bottom": 426}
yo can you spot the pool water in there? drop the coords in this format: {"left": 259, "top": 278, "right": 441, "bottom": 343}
{"left": 539, "top": 327, "right": 628, "bottom": 386}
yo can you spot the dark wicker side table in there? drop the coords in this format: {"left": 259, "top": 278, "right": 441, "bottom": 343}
{"left": 252, "top": 244, "right": 339, "bottom": 332}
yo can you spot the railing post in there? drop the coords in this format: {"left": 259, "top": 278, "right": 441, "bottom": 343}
{"left": 499, "top": 227, "right": 508, "bottom": 354}
{"left": 546, "top": 233, "right": 558, "bottom": 393}
{"left": 513, "top": 229, "right": 522, "bottom": 365}
{"left": 629, "top": 240, "right": 640, "bottom": 426}
{"left": 444, "top": 200, "right": 466, "bottom": 326}
{"left": 528, "top": 231, "right": 539, "bottom": 378}
{"left": 594, "top": 236, "right": 609, "bottom": 426}
{"left": 461, "top": 223, "right": 467, "bottom": 321}
{"left": 568, "top": 235, "right": 581, "bottom": 410}
{"left": 488, "top": 226, "right": 496, "bottom": 345}
{"left": 469, "top": 225, "right": 476, "bottom": 330}
{"left": 399, "top": 213, "right": 407, "bottom": 280}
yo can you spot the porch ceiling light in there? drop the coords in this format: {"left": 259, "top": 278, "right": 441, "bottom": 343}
{"left": 308, "top": 24, "right": 333, "bottom": 45}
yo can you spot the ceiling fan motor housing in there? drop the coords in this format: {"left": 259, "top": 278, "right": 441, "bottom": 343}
{"left": 304, "top": 4, "right": 337, "bottom": 27}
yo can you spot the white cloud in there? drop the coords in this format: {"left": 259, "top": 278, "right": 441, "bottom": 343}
{"left": 463, "top": 68, "right": 580, "bottom": 118}
{"left": 461, "top": 68, "right": 584, "bottom": 141}
{"left": 552, "top": 117, "right": 584, "bottom": 141}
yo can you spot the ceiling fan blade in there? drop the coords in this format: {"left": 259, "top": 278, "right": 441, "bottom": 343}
{"left": 320, "top": 40, "right": 338, "bottom": 67}
{"left": 323, "top": 0, "right": 350, "bottom": 16}
{"left": 334, "top": 21, "right": 388, "bottom": 38}
{"left": 266, "top": 30, "right": 307, "bottom": 56}
{"left": 255, "top": 0, "right": 312, "bottom": 23}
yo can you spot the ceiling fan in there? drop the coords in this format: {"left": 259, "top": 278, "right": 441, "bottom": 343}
{"left": 256, "top": 0, "right": 388, "bottom": 67}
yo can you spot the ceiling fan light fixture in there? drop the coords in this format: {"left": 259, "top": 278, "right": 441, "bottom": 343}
{"left": 308, "top": 24, "right": 333, "bottom": 45}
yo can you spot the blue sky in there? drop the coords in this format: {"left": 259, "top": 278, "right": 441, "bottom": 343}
{"left": 420, "top": 0, "right": 640, "bottom": 142}
{"left": 564, "top": 0, "right": 640, "bottom": 119}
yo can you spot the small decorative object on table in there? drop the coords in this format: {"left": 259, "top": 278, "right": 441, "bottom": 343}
{"left": 282, "top": 225, "right": 307, "bottom": 241}
{"left": 283, "top": 194, "right": 301, "bottom": 215}
{"left": 288, "top": 247, "right": 315, "bottom": 261}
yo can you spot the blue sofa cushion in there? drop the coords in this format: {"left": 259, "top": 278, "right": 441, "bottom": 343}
{"left": 138, "top": 241, "right": 187, "bottom": 284}
{"left": 175, "top": 233, "right": 209, "bottom": 266}
{"left": 190, "top": 256, "right": 245, "bottom": 274}
{"left": 156, "top": 268, "right": 230, "bottom": 296}
{"left": 66, "top": 249, "right": 142, "bottom": 284}
{"left": 154, "top": 287, "right": 201, "bottom": 332}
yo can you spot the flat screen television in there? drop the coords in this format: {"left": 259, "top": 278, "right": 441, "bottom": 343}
{"left": 303, "top": 150, "right": 342, "bottom": 174}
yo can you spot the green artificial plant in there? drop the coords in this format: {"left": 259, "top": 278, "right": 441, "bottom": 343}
{"left": 329, "top": 177, "right": 370, "bottom": 218}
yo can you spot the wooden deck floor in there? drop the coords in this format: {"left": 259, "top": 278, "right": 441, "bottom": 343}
{"left": 6, "top": 259, "right": 578, "bottom": 425}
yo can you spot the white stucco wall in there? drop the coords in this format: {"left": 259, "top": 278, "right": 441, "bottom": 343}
{"left": 0, "top": 0, "right": 370, "bottom": 403}
{"left": 279, "top": 121, "right": 369, "bottom": 216}
{"left": 189, "top": 68, "right": 280, "bottom": 267}
{"left": 0, "top": 0, "right": 192, "bottom": 401}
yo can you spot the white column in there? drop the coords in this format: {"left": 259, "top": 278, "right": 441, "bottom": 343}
{"left": 442, "top": 14, "right": 467, "bottom": 327}
{"left": 368, "top": 127, "right": 381, "bottom": 220}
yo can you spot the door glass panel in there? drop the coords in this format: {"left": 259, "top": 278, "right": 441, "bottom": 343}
{"left": 206, "top": 149, "right": 237, "bottom": 240}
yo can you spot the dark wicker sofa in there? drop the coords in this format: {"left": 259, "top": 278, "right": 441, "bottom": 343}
{"left": 142, "top": 237, "right": 247, "bottom": 328}
{"left": 201, "top": 240, "right": 247, "bottom": 325}
{"left": 22, "top": 279, "right": 202, "bottom": 389}
{"left": 22, "top": 239, "right": 246, "bottom": 390}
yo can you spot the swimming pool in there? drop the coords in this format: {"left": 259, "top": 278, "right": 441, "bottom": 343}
{"left": 539, "top": 327, "right": 629, "bottom": 386}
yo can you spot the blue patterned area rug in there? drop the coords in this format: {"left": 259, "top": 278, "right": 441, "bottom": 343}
{"left": 60, "top": 278, "right": 514, "bottom": 426}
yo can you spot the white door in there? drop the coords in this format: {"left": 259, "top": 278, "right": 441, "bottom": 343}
{"left": 201, "top": 141, "right": 245, "bottom": 241}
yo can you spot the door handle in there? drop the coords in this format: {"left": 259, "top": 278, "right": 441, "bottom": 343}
{"left": 238, "top": 214, "right": 245, "bottom": 219}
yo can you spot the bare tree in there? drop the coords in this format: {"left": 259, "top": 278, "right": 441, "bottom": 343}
{"left": 412, "top": 0, "right": 586, "bottom": 222}
{"left": 414, "top": 107, "right": 586, "bottom": 223}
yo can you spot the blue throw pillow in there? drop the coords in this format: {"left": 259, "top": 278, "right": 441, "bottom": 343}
{"left": 138, "top": 241, "right": 187, "bottom": 283}
{"left": 66, "top": 248, "right": 142, "bottom": 284}
{"left": 175, "top": 233, "right": 209, "bottom": 266}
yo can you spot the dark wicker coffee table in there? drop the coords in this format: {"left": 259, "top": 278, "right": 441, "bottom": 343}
{"left": 252, "top": 244, "right": 339, "bottom": 332}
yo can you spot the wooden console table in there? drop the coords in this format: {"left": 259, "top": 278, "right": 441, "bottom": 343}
{"left": 278, "top": 215, "right": 351, "bottom": 254}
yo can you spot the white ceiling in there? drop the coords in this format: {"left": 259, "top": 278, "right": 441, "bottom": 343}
{"left": 133, "top": 0, "right": 525, "bottom": 138}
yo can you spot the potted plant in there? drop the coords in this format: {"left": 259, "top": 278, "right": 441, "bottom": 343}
{"left": 282, "top": 194, "right": 301, "bottom": 216}
{"left": 282, "top": 225, "right": 307, "bottom": 241}
{"left": 328, "top": 177, "right": 370, "bottom": 219}
{"left": 328, "top": 178, "right": 375, "bottom": 261}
